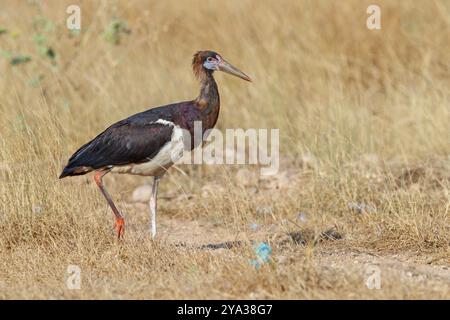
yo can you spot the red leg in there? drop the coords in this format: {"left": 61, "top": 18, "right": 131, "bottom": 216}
{"left": 94, "top": 170, "right": 125, "bottom": 239}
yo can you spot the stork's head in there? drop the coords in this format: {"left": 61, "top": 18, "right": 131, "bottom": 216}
{"left": 192, "top": 50, "right": 252, "bottom": 82}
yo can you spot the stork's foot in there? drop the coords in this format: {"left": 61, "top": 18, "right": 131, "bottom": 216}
{"left": 114, "top": 217, "right": 125, "bottom": 239}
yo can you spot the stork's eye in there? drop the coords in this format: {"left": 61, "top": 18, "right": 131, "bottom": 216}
{"left": 203, "top": 56, "right": 218, "bottom": 70}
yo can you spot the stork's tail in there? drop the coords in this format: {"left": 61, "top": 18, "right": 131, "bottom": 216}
{"left": 59, "top": 166, "right": 73, "bottom": 179}
{"left": 59, "top": 164, "right": 92, "bottom": 179}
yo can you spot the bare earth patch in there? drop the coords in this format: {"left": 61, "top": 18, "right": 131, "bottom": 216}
{"left": 120, "top": 212, "right": 450, "bottom": 299}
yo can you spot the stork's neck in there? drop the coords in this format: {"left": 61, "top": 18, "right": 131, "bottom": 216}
{"left": 194, "top": 71, "right": 220, "bottom": 117}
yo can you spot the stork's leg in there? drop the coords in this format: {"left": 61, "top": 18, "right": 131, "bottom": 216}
{"left": 149, "top": 176, "right": 160, "bottom": 239}
{"left": 94, "top": 170, "right": 125, "bottom": 239}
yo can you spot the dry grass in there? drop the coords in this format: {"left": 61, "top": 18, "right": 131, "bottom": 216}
{"left": 0, "top": 0, "right": 449, "bottom": 299}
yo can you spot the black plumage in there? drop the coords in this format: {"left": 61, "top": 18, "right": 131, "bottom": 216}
{"left": 60, "top": 106, "right": 176, "bottom": 177}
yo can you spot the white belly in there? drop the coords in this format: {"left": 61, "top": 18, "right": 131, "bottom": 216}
{"left": 111, "top": 122, "right": 184, "bottom": 177}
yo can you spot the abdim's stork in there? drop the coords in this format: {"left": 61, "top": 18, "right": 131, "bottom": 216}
{"left": 59, "top": 51, "right": 251, "bottom": 239}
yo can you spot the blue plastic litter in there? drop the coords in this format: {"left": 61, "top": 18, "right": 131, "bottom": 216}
{"left": 250, "top": 242, "right": 272, "bottom": 269}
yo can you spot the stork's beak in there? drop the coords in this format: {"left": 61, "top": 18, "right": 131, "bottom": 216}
{"left": 218, "top": 59, "right": 252, "bottom": 82}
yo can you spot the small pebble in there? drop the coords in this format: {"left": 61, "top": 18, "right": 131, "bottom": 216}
{"left": 348, "top": 202, "right": 376, "bottom": 214}
{"left": 132, "top": 184, "right": 152, "bottom": 202}
{"left": 321, "top": 229, "right": 343, "bottom": 241}
{"left": 297, "top": 212, "right": 308, "bottom": 223}
{"left": 256, "top": 207, "right": 272, "bottom": 216}
{"left": 288, "top": 231, "right": 306, "bottom": 245}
